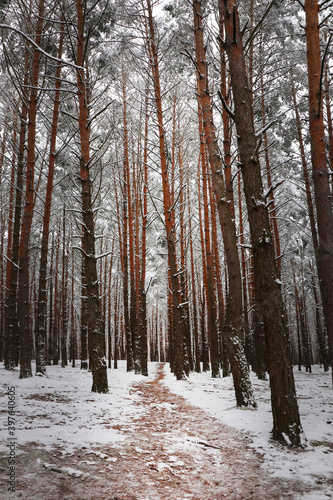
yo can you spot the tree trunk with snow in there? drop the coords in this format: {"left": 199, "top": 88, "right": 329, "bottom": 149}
{"left": 4, "top": 104, "right": 22, "bottom": 370}
{"left": 139, "top": 98, "right": 149, "bottom": 376}
{"left": 35, "top": 21, "right": 64, "bottom": 375}
{"left": 193, "top": 0, "right": 256, "bottom": 407}
{"left": 76, "top": 0, "right": 108, "bottom": 393}
{"left": 18, "top": 0, "right": 45, "bottom": 379}
{"left": 219, "top": 0, "right": 303, "bottom": 444}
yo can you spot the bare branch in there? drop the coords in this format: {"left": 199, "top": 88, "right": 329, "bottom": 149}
{"left": 318, "top": 33, "right": 332, "bottom": 117}
{"left": 0, "top": 24, "right": 83, "bottom": 70}
{"left": 244, "top": 0, "right": 276, "bottom": 51}
{"left": 217, "top": 90, "right": 235, "bottom": 121}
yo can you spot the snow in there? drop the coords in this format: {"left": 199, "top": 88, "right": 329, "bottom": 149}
{"left": 43, "top": 464, "right": 85, "bottom": 477}
{"left": 0, "top": 361, "right": 156, "bottom": 456}
{"left": 1, "top": 361, "right": 332, "bottom": 498}
{"left": 162, "top": 364, "right": 333, "bottom": 496}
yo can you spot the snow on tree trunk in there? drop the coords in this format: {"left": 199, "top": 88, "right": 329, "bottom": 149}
{"left": 35, "top": 22, "right": 64, "bottom": 375}
{"left": 219, "top": 0, "right": 304, "bottom": 445}
{"left": 76, "top": 0, "right": 108, "bottom": 393}
{"left": 18, "top": 0, "right": 45, "bottom": 379}
{"left": 193, "top": 0, "right": 256, "bottom": 406}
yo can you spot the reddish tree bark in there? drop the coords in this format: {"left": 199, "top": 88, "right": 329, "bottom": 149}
{"left": 146, "top": 0, "right": 186, "bottom": 379}
{"left": 324, "top": 41, "right": 333, "bottom": 183}
{"left": 200, "top": 130, "right": 220, "bottom": 378}
{"left": 290, "top": 69, "right": 319, "bottom": 254}
{"left": 18, "top": 0, "right": 45, "bottom": 378}
{"left": 76, "top": 0, "right": 108, "bottom": 392}
{"left": 193, "top": 0, "right": 255, "bottom": 406}
{"left": 219, "top": 0, "right": 303, "bottom": 444}
{"left": 35, "top": 19, "right": 64, "bottom": 374}
{"left": 305, "top": 0, "right": 333, "bottom": 367}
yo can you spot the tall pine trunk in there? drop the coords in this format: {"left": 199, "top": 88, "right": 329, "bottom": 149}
{"left": 139, "top": 96, "right": 149, "bottom": 376}
{"left": 18, "top": 0, "right": 45, "bottom": 378}
{"left": 76, "top": 0, "right": 108, "bottom": 393}
{"left": 187, "top": 180, "right": 201, "bottom": 373}
{"left": 122, "top": 68, "right": 136, "bottom": 372}
{"left": 309, "top": 260, "right": 329, "bottom": 370}
{"left": 146, "top": 0, "right": 186, "bottom": 379}
{"left": 237, "top": 171, "right": 252, "bottom": 366}
{"left": 35, "top": 21, "right": 64, "bottom": 374}
{"left": 200, "top": 135, "right": 220, "bottom": 378}
{"left": 197, "top": 155, "right": 210, "bottom": 373}
{"left": 4, "top": 111, "right": 18, "bottom": 368}
{"left": 305, "top": 0, "right": 333, "bottom": 368}
{"left": 219, "top": 0, "right": 303, "bottom": 444}
{"left": 193, "top": 0, "right": 255, "bottom": 406}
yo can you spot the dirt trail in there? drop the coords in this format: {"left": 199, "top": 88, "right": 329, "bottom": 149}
{"left": 2, "top": 363, "right": 311, "bottom": 499}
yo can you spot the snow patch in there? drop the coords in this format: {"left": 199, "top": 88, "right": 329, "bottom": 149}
{"left": 162, "top": 364, "right": 333, "bottom": 489}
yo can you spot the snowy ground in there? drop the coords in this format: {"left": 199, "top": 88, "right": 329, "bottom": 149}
{"left": 0, "top": 361, "right": 332, "bottom": 499}
{"left": 162, "top": 365, "right": 333, "bottom": 499}
{"left": 0, "top": 361, "right": 155, "bottom": 456}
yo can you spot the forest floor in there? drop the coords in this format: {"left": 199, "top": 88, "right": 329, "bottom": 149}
{"left": 0, "top": 362, "right": 333, "bottom": 499}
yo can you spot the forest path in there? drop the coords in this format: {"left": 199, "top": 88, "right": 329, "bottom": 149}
{"left": 100, "top": 362, "right": 309, "bottom": 500}
{"left": 6, "top": 363, "right": 312, "bottom": 500}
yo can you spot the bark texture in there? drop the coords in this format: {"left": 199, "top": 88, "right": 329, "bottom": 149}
{"left": 76, "top": 0, "right": 108, "bottom": 393}
{"left": 18, "top": 0, "right": 45, "bottom": 378}
{"left": 219, "top": 0, "right": 303, "bottom": 445}
{"left": 4, "top": 94, "right": 26, "bottom": 370}
{"left": 305, "top": 0, "right": 333, "bottom": 365}
{"left": 35, "top": 21, "right": 64, "bottom": 375}
{"left": 193, "top": 0, "right": 256, "bottom": 406}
